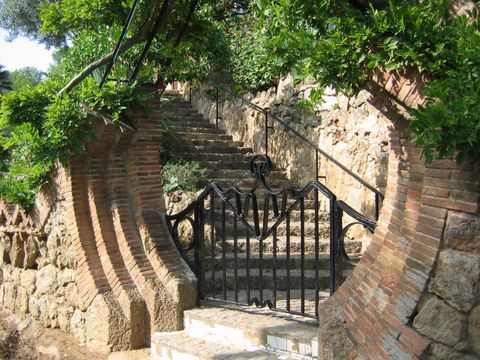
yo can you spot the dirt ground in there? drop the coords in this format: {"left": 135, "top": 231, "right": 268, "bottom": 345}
{"left": 0, "top": 311, "right": 150, "bottom": 360}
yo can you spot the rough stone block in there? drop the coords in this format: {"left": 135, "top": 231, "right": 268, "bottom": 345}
{"left": 444, "top": 213, "right": 480, "bottom": 253}
{"left": 429, "top": 250, "right": 480, "bottom": 312}
{"left": 3, "top": 282, "right": 17, "bottom": 311}
{"left": 413, "top": 296, "right": 466, "bottom": 347}
{"left": 58, "top": 306, "right": 74, "bottom": 332}
{"left": 24, "top": 235, "right": 39, "bottom": 269}
{"left": 58, "top": 268, "right": 76, "bottom": 287}
{"left": 29, "top": 296, "right": 40, "bottom": 319}
{"left": 36, "top": 264, "right": 59, "bottom": 295}
{"left": 70, "top": 309, "right": 86, "bottom": 346}
{"left": 117, "top": 287, "right": 146, "bottom": 348}
{"left": 426, "top": 343, "right": 477, "bottom": 360}
{"left": 20, "top": 269, "right": 36, "bottom": 294}
{"left": 317, "top": 298, "right": 356, "bottom": 360}
{"left": 10, "top": 233, "right": 25, "bottom": 267}
{"left": 468, "top": 305, "right": 480, "bottom": 356}
{"left": 0, "top": 233, "right": 11, "bottom": 265}
{"left": 15, "top": 286, "right": 29, "bottom": 313}
{"left": 86, "top": 292, "right": 132, "bottom": 353}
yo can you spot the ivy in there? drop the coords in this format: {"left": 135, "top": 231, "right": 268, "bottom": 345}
{"left": 0, "top": 80, "right": 151, "bottom": 209}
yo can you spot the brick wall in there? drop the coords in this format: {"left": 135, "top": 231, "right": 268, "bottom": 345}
{"left": 318, "top": 71, "right": 480, "bottom": 359}
{"left": 0, "top": 100, "right": 197, "bottom": 353}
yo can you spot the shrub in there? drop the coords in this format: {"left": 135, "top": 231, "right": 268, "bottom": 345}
{"left": 162, "top": 161, "right": 207, "bottom": 193}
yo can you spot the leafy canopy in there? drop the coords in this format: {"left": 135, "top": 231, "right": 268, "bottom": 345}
{"left": 11, "top": 67, "right": 45, "bottom": 91}
{"left": 229, "top": 0, "right": 480, "bottom": 164}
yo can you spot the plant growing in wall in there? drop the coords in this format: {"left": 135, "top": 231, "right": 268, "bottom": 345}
{"left": 161, "top": 161, "right": 208, "bottom": 193}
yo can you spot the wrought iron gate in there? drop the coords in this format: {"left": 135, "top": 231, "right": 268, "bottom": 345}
{"left": 165, "top": 155, "right": 376, "bottom": 319}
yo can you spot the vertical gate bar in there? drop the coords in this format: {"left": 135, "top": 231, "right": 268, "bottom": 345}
{"left": 210, "top": 192, "right": 215, "bottom": 299}
{"left": 259, "top": 236, "right": 263, "bottom": 305}
{"left": 246, "top": 229, "right": 251, "bottom": 303}
{"left": 273, "top": 228, "right": 277, "bottom": 309}
{"left": 234, "top": 214, "right": 238, "bottom": 303}
{"left": 375, "top": 192, "right": 380, "bottom": 221}
{"left": 314, "top": 188, "right": 320, "bottom": 318}
{"left": 286, "top": 214, "right": 291, "bottom": 312}
{"left": 222, "top": 202, "right": 227, "bottom": 301}
{"left": 315, "top": 150, "right": 319, "bottom": 180}
{"left": 329, "top": 197, "right": 337, "bottom": 295}
{"left": 215, "top": 85, "right": 219, "bottom": 129}
{"left": 264, "top": 111, "right": 269, "bottom": 157}
{"left": 300, "top": 198, "right": 305, "bottom": 315}
{"left": 194, "top": 203, "right": 205, "bottom": 302}
{"left": 334, "top": 205, "right": 343, "bottom": 292}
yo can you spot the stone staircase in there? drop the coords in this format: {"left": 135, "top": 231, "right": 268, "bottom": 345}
{"left": 151, "top": 304, "right": 319, "bottom": 359}
{"left": 159, "top": 94, "right": 360, "bottom": 315}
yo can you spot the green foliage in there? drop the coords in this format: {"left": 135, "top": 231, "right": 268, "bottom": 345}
{"left": 246, "top": 0, "right": 480, "bottom": 163}
{"left": 39, "top": 0, "right": 130, "bottom": 40}
{"left": 0, "top": 65, "right": 12, "bottom": 94}
{"left": 162, "top": 161, "right": 207, "bottom": 193}
{"left": 11, "top": 67, "right": 45, "bottom": 91}
{"left": 0, "top": 0, "right": 65, "bottom": 46}
{"left": 0, "top": 84, "right": 52, "bottom": 128}
{"left": 0, "top": 79, "right": 151, "bottom": 209}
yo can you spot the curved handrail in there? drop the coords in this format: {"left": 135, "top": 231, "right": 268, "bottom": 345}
{"left": 199, "top": 80, "right": 385, "bottom": 219}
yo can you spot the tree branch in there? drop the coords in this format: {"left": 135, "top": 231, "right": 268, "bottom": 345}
{"left": 57, "top": 0, "right": 168, "bottom": 95}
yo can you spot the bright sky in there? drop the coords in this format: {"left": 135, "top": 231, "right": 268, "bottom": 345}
{"left": 0, "top": 29, "right": 54, "bottom": 71}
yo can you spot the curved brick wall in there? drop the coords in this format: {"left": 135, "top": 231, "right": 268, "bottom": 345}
{"left": 0, "top": 100, "right": 197, "bottom": 353}
{"left": 318, "top": 72, "right": 480, "bottom": 359}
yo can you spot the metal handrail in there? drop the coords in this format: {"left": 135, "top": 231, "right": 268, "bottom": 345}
{"left": 200, "top": 81, "right": 385, "bottom": 219}
{"left": 100, "top": 0, "right": 141, "bottom": 88}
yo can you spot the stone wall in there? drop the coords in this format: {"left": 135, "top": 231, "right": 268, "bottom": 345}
{"left": 0, "top": 100, "right": 197, "bottom": 354}
{"left": 190, "top": 75, "right": 390, "bottom": 219}
{"left": 316, "top": 69, "right": 480, "bottom": 359}
{"left": 0, "top": 174, "right": 86, "bottom": 346}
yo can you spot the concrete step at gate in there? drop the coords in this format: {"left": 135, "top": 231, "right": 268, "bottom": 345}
{"left": 151, "top": 304, "right": 319, "bottom": 359}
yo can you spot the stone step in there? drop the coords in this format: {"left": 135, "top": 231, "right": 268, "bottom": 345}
{"left": 203, "top": 268, "right": 349, "bottom": 292}
{"left": 203, "top": 253, "right": 358, "bottom": 271}
{"left": 151, "top": 331, "right": 279, "bottom": 360}
{"left": 161, "top": 111, "right": 203, "bottom": 118}
{"left": 216, "top": 237, "right": 362, "bottom": 254}
{"left": 185, "top": 145, "right": 252, "bottom": 154}
{"left": 210, "top": 209, "right": 330, "bottom": 223}
{"left": 165, "top": 120, "right": 216, "bottom": 128}
{"left": 201, "top": 160, "right": 252, "bottom": 170}
{"left": 167, "top": 123, "right": 225, "bottom": 137}
{"left": 158, "top": 104, "right": 195, "bottom": 111}
{"left": 208, "top": 169, "right": 285, "bottom": 179}
{"left": 175, "top": 131, "right": 237, "bottom": 142}
{"left": 161, "top": 114, "right": 205, "bottom": 122}
{"left": 183, "top": 152, "right": 250, "bottom": 162}
{"left": 182, "top": 138, "right": 245, "bottom": 148}
{"left": 214, "top": 221, "right": 330, "bottom": 239}
{"left": 183, "top": 305, "right": 319, "bottom": 358}
{"left": 204, "top": 289, "right": 329, "bottom": 316}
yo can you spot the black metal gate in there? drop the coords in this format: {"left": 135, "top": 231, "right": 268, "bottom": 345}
{"left": 165, "top": 155, "right": 376, "bottom": 319}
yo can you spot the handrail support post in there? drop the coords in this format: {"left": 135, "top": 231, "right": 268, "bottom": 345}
{"left": 265, "top": 111, "right": 269, "bottom": 157}
{"left": 215, "top": 85, "right": 219, "bottom": 129}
